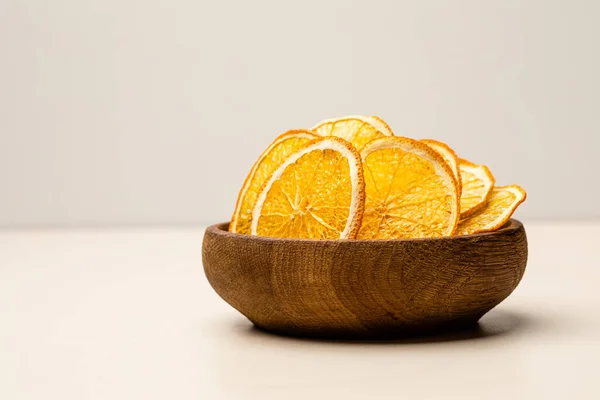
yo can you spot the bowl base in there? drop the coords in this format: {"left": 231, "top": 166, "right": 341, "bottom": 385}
{"left": 252, "top": 316, "right": 483, "bottom": 341}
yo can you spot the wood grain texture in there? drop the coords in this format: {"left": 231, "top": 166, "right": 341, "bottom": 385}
{"left": 202, "top": 219, "right": 528, "bottom": 338}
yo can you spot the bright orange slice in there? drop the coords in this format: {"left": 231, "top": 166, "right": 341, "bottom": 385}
{"left": 312, "top": 116, "right": 393, "bottom": 151}
{"left": 457, "top": 185, "right": 526, "bottom": 235}
{"left": 358, "top": 137, "right": 459, "bottom": 239}
{"left": 421, "top": 139, "right": 462, "bottom": 193}
{"left": 230, "top": 130, "right": 317, "bottom": 234}
{"left": 251, "top": 137, "right": 365, "bottom": 239}
{"left": 459, "top": 159, "right": 495, "bottom": 218}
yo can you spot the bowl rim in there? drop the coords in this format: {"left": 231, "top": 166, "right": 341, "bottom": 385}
{"left": 205, "top": 219, "right": 524, "bottom": 244}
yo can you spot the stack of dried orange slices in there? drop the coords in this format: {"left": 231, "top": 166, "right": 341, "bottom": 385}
{"left": 229, "top": 116, "right": 526, "bottom": 240}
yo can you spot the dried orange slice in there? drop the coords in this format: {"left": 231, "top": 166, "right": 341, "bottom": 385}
{"left": 251, "top": 137, "right": 365, "bottom": 239}
{"left": 459, "top": 159, "right": 495, "bottom": 218}
{"left": 421, "top": 139, "right": 462, "bottom": 193}
{"left": 312, "top": 116, "right": 393, "bottom": 151}
{"left": 357, "top": 137, "right": 459, "bottom": 239}
{"left": 229, "top": 130, "right": 317, "bottom": 234}
{"left": 457, "top": 185, "right": 526, "bottom": 235}
{"left": 369, "top": 116, "right": 394, "bottom": 136}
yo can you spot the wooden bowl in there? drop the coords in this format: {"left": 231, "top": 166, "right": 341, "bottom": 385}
{"left": 202, "top": 219, "right": 527, "bottom": 338}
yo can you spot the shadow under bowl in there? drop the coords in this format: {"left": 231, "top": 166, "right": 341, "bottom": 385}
{"left": 202, "top": 219, "right": 527, "bottom": 339}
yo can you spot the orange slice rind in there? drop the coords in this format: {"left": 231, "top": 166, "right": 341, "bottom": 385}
{"left": 369, "top": 116, "right": 395, "bottom": 136}
{"left": 421, "top": 139, "right": 462, "bottom": 195}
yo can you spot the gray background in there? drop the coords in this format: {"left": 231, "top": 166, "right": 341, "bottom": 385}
{"left": 1, "top": 0, "right": 598, "bottom": 227}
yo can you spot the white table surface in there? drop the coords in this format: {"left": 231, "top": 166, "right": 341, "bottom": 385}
{"left": 1, "top": 221, "right": 599, "bottom": 400}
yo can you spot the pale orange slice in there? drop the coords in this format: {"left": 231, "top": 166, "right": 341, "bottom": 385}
{"left": 459, "top": 159, "right": 495, "bottom": 218}
{"left": 230, "top": 129, "right": 317, "bottom": 234}
{"left": 251, "top": 137, "right": 365, "bottom": 239}
{"left": 421, "top": 139, "right": 462, "bottom": 194}
{"left": 312, "top": 116, "right": 393, "bottom": 151}
{"left": 369, "top": 116, "right": 394, "bottom": 136}
{"left": 358, "top": 137, "right": 459, "bottom": 239}
{"left": 457, "top": 185, "right": 526, "bottom": 235}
